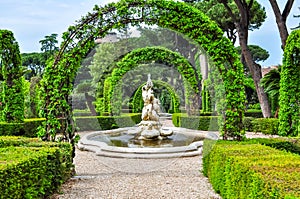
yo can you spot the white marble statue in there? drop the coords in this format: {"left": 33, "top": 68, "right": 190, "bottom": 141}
{"left": 138, "top": 74, "right": 173, "bottom": 140}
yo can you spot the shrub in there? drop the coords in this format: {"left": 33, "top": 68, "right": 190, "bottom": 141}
{"left": 0, "top": 118, "right": 45, "bottom": 137}
{"left": 172, "top": 113, "right": 221, "bottom": 131}
{"left": 0, "top": 136, "right": 73, "bottom": 198}
{"left": 246, "top": 138, "right": 300, "bottom": 156}
{"left": 203, "top": 140, "right": 300, "bottom": 199}
{"left": 245, "top": 109, "right": 263, "bottom": 118}
{"left": 251, "top": 118, "right": 279, "bottom": 135}
{"left": 243, "top": 117, "right": 255, "bottom": 131}
{"left": 74, "top": 113, "right": 142, "bottom": 131}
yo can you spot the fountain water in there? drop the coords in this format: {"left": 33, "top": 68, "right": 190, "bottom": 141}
{"left": 78, "top": 75, "right": 218, "bottom": 158}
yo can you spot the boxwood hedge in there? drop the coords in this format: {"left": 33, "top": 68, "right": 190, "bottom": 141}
{"left": 203, "top": 140, "right": 300, "bottom": 199}
{"left": 0, "top": 136, "right": 73, "bottom": 198}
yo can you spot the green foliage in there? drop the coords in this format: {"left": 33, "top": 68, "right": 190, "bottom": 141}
{"left": 74, "top": 113, "right": 141, "bottom": 131}
{"left": 41, "top": 0, "right": 245, "bottom": 141}
{"left": 21, "top": 52, "right": 46, "bottom": 80}
{"left": 279, "top": 30, "right": 300, "bottom": 137}
{"left": 243, "top": 117, "right": 255, "bottom": 131}
{"left": 203, "top": 140, "right": 300, "bottom": 199}
{"left": 245, "top": 138, "right": 300, "bottom": 156}
{"left": 195, "top": 0, "right": 266, "bottom": 43}
{"left": 251, "top": 118, "right": 279, "bottom": 135}
{"left": 131, "top": 80, "right": 180, "bottom": 113}
{"left": 0, "top": 136, "right": 73, "bottom": 198}
{"left": 245, "top": 109, "right": 263, "bottom": 118}
{"left": 107, "top": 46, "right": 199, "bottom": 115}
{"left": 260, "top": 67, "right": 280, "bottom": 115}
{"left": 0, "top": 118, "right": 45, "bottom": 137}
{"left": 236, "top": 45, "right": 270, "bottom": 63}
{"left": 0, "top": 30, "right": 24, "bottom": 123}
{"left": 172, "top": 113, "right": 219, "bottom": 131}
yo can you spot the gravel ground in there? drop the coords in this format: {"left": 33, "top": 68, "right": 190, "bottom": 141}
{"left": 50, "top": 119, "right": 221, "bottom": 199}
{"left": 50, "top": 119, "right": 276, "bottom": 199}
{"left": 50, "top": 149, "right": 221, "bottom": 199}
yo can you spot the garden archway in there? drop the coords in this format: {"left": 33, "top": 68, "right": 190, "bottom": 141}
{"left": 131, "top": 80, "right": 181, "bottom": 114}
{"left": 100, "top": 46, "right": 199, "bottom": 115}
{"left": 41, "top": 0, "right": 245, "bottom": 141}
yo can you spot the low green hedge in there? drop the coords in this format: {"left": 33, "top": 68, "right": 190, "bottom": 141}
{"left": 251, "top": 118, "right": 279, "bottom": 135}
{"left": 75, "top": 113, "right": 142, "bottom": 131}
{"left": 172, "top": 113, "right": 220, "bottom": 131}
{"left": 245, "top": 109, "right": 263, "bottom": 118}
{"left": 0, "top": 118, "right": 45, "bottom": 137}
{"left": 0, "top": 136, "right": 73, "bottom": 198}
{"left": 246, "top": 138, "right": 300, "bottom": 156}
{"left": 203, "top": 140, "right": 300, "bottom": 199}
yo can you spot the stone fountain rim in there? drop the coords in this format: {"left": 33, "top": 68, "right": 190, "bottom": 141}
{"left": 77, "top": 126, "right": 219, "bottom": 159}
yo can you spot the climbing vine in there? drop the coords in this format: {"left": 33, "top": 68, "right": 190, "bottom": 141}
{"left": 41, "top": 0, "right": 245, "bottom": 141}
{"left": 279, "top": 30, "right": 300, "bottom": 137}
{"left": 104, "top": 46, "right": 199, "bottom": 115}
{"left": 132, "top": 80, "right": 180, "bottom": 113}
{"left": 0, "top": 30, "right": 24, "bottom": 123}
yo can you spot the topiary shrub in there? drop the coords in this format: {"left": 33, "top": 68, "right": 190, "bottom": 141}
{"left": 0, "top": 118, "right": 45, "bottom": 137}
{"left": 203, "top": 140, "right": 300, "bottom": 198}
{"left": 74, "top": 113, "right": 142, "bottom": 131}
{"left": 0, "top": 136, "right": 73, "bottom": 198}
{"left": 279, "top": 29, "right": 300, "bottom": 137}
{"left": 251, "top": 118, "right": 279, "bottom": 135}
{"left": 172, "top": 113, "right": 219, "bottom": 131}
{"left": 245, "top": 109, "right": 263, "bottom": 118}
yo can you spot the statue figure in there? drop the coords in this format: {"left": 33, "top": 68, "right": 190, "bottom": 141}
{"left": 137, "top": 74, "right": 173, "bottom": 140}
{"left": 141, "top": 74, "right": 160, "bottom": 121}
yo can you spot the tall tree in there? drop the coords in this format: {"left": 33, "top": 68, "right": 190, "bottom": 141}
{"left": 194, "top": 0, "right": 270, "bottom": 117}
{"left": 0, "top": 30, "right": 24, "bottom": 122}
{"left": 39, "top": 33, "right": 59, "bottom": 53}
{"left": 268, "top": 0, "right": 295, "bottom": 49}
{"left": 39, "top": 33, "right": 59, "bottom": 61}
{"left": 21, "top": 52, "right": 46, "bottom": 79}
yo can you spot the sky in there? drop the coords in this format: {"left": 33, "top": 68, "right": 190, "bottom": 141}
{"left": 0, "top": 0, "right": 299, "bottom": 67}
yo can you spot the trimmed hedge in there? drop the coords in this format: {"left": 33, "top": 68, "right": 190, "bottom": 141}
{"left": 203, "top": 140, "right": 300, "bottom": 199}
{"left": 75, "top": 113, "right": 142, "bottom": 131}
{"left": 246, "top": 138, "right": 300, "bottom": 156}
{"left": 0, "top": 118, "right": 45, "bottom": 137}
{"left": 251, "top": 118, "right": 279, "bottom": 135}
{"left": 0, "top": 136, "right": 73, "bottom": 198}
{"left": 172, "top": 113, "right": 220, "bottom": 131}
{"left": 245, "top": 109, "right": 263, "bottom": 118}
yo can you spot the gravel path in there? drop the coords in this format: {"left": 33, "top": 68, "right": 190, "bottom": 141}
{"left": 50, "top": 118, "right": 278, "bottom": 199}
{"left": 51, "top": 119, "right": 221, "bottom": 199}
{"left": 51, "top": 149, "right": 221, "bottom": 199}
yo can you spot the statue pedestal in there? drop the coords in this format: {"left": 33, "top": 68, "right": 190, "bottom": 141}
{"left": 137, "top": 120, "right": 173, "bottom": 140}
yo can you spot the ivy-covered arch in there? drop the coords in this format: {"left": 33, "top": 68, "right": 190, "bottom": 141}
{"left": 132, "top": 80, "right": 180, "bottom": 113}
{"left": 279, "top": 30, "right": 300, "bottom": 137}
{"left": 41, "top": 0, "right": 245, "bottom": 141}
{"left": 94, "top": 46, "right": 199, "bottom": 115}
{"left": 103, "top": 46, "right": 199, "bottom": 114}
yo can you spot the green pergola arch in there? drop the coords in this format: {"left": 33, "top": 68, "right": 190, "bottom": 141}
{"left": 95, "top": 46, "right": 198, "bottom": 115}
{"left": 132, "top": 80, "right": 180, "bottom": 114}
{"left": 103, "top": 46, "right": 199, "bottom": 115}
{"left": 279, "top": 30, "right": 300, "bottom": 137}
{"left": 41, "top": 0, "right": 245, "bottom": 141}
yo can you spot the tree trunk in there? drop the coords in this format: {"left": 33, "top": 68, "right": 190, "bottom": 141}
{"left": 268, "top": 0, "right": 294, "bottom": 49}
{"left": 85, "top": 92, "right": 97, "bottom": 116}
{"left": 236, "top": 23, "right": 272, "bottom": 118}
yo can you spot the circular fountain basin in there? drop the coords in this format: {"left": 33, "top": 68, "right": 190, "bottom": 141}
{"left": 77, "top": 127, "right": 219, "bottom": 159}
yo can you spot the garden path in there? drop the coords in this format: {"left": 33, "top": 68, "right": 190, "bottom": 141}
{"left": 50, "top": 118, "right": 221, "bottom": 199}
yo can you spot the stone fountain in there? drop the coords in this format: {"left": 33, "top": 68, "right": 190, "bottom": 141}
{"left": 77, "top": 74, "right": 219, "bottom": 158}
